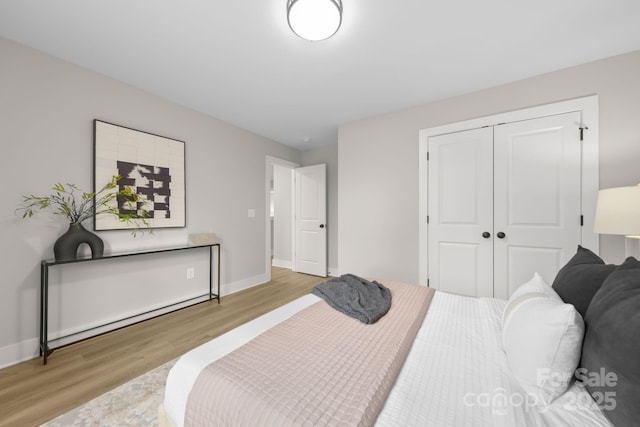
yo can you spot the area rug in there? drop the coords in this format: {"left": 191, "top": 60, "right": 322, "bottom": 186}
{"left": 41, "top": 359, "right": 177, "bottom": 427}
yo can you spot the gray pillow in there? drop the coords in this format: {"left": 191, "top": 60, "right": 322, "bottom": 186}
{"left": 581, "top": 257, "right": 640, "bottom": 427}
{"left": 551, "top": 246, "right": 616, "bottom": 318}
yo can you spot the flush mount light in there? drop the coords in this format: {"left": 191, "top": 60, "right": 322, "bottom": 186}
{"left": 287, "top": 0, "right": 343, "bottom": 41}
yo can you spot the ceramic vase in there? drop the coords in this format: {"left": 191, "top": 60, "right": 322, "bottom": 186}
{"left": 53, "top": 222, "right": 104, "bottom": 261}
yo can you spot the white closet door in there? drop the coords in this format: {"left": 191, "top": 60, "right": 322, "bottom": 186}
{"left": 428, "top": 127, "right": 494, "bottom": 297}
{"left": 493, "top": 112, "right": 582, "bottom": 298}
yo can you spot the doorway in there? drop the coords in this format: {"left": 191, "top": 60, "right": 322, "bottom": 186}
{"left": 265, "top": 156, "right": 328, "bottom": 280}
{"left": 266, "top": 156, "right": 298, "bottom": 282}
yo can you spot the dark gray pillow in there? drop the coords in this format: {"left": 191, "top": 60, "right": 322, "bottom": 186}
{"left": 551, "top": 245, "right": 616, "bottom": 318}
{"left": 581, "top": 257, "right": 640, "bottom": 427}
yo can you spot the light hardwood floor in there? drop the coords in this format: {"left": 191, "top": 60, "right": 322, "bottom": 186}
{"left": 0, "top": 267, "right": 326, "bottom": 427}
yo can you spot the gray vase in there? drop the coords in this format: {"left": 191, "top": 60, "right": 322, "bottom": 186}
{"left": 53, "top": 222, "right": 104, "bottom": 261}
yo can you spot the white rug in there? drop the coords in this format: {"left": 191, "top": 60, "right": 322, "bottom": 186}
{"left": 41, "top": 359, "right": 177, "bottom": 427}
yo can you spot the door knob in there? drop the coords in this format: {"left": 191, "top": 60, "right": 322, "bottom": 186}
{"left": 319, "top": 224, "right": 325, "bottom": 228}
{"left": 482, "top": 232, "right": 491, "bottom": 239}
{"left": 497, "top": 232, "right": 506, "bottom": 239}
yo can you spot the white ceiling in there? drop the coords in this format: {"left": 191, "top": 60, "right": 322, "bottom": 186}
{"left": 2, "top": 1, "right": 640, "bottom": 150}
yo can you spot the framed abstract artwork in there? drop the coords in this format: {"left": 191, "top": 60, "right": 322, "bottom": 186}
{"left": 93, "top": 120, "right": 186, "bottom": 231}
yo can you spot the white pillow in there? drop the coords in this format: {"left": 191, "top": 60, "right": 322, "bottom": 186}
{"left": 502, "top": 273, "right": 584, "bottom": 406}
{"left": 508, "top": 272, "right": 561, "bottom": 302}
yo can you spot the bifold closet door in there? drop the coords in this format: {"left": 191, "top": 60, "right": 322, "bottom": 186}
{"left": 427, "top": 127, "right": 494, "bottom": 297}
{"left": 493, "top": 112, "right": 582, "bottom": 298}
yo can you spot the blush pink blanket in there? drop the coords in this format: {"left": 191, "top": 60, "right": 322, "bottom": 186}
{"left": 185, "top": 280, "right": 435, "bottom": 427}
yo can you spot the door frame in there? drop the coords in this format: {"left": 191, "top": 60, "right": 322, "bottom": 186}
{"left": 265, "top": 155, "right": 299, "bottom": 282}
{"left": 418, "top": 95, "right": 600, "bottom": 287}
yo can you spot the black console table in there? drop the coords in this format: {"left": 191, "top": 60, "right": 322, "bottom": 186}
{"left": 40, "top": 243, "right": 220, "bottom": 365}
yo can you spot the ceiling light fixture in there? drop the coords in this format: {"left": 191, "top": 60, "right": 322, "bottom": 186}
{"left": 287, "top": 0, "right": 343, "bottom": 42}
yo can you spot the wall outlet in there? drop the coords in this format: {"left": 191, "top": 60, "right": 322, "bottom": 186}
{"left": 186, "top": 267, "right": 195, "bottom": 280}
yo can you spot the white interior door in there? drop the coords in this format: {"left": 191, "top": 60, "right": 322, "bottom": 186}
{"left": 294, "top": 164, "right": 327, "bottom": 277}
{"left": 428, "top": 127, "right": 494, "bottom": 297}
{"left": 493, "top": 112, "right": 582, "bottom": 298}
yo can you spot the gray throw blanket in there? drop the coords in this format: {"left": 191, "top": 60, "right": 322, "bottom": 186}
{"left": 311, "top": 274, "right": 392, "bottom": 324}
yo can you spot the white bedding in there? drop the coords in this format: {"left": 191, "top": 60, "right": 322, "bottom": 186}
{"left": 163, "top": 291, "right": 612, "bottom": 427}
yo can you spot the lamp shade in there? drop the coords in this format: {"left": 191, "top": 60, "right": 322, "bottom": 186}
{"left": 594, "top": 185, "right": 640, "bottom": 237}
{"left": 287, "top": 0, "right": 343, "bottom": 41}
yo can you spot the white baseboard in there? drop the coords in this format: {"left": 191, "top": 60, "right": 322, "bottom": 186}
{"left": 221, "top": 272, "right": 269, "bottom": 296}
{"left": 327, "top": 266, "right": 339, "bottom": 277}
{"left": 273, "top": 264, "right": 338, "bottom": 278}
{"left": 0, "top": 270, "right": 325, "bottom": 369}
{"left": 0, "top": 338, "right": 40, "bottom": 369}
{"left": 47, "top": 294, "right": 212, "bottom": 345}
{"left": 0, "top": 294, "right": 214, "bottom": 369}
{"left": 272, "top": 259, "right": 292, "bottom": 269}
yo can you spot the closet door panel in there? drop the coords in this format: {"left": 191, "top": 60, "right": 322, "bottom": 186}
{"left": 506, "top": 130, "right": 561, "bottom": 226}
{"left": 428, "top": 127, "right": 494, "bottom": 297}
{"left": 493, "top": 112, "right": 582, "bottom": 298}
{"left": 437, "top": 242, "right": 484, "bottom": 296}
{"left": 505, "top": 246, "right": 563, "bottom": 297}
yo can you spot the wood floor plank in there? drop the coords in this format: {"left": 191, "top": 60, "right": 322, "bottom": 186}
{"left": 0, "top": 267, "right": 325, "bottom": 427}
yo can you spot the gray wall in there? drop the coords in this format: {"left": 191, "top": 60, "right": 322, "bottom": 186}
{"left": 338, "top": 50, "right": 640, "bottom": 284}
{"left": 0, "top": 37, "right": 301, "bottom": 366}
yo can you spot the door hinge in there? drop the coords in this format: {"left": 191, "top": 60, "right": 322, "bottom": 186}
{"left": 427, "top": 278, "right": 430, "bottom": 287}
{"left": 579, "top": 125, "right": 589, "bottom": 141}
{"left": 580, "top": 215, "right": 584, "bottom": 226}
{"left": 427, "top": 215, "right": 429, "bottom": 224}
{"left": 426, "top": 152, "right": 430, "bottom": 161}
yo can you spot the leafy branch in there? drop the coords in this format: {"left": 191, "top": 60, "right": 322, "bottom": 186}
{"left": 17, "top": 175, "right": 152, "bottom": 235}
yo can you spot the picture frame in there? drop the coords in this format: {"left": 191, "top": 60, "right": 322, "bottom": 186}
{"left": 93, "top": 120, "right": 186, "bottom": 231}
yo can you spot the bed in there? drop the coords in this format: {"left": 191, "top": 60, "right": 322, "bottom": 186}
{"left": 160, "top": 247, "right": 640, "bottom": 427}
